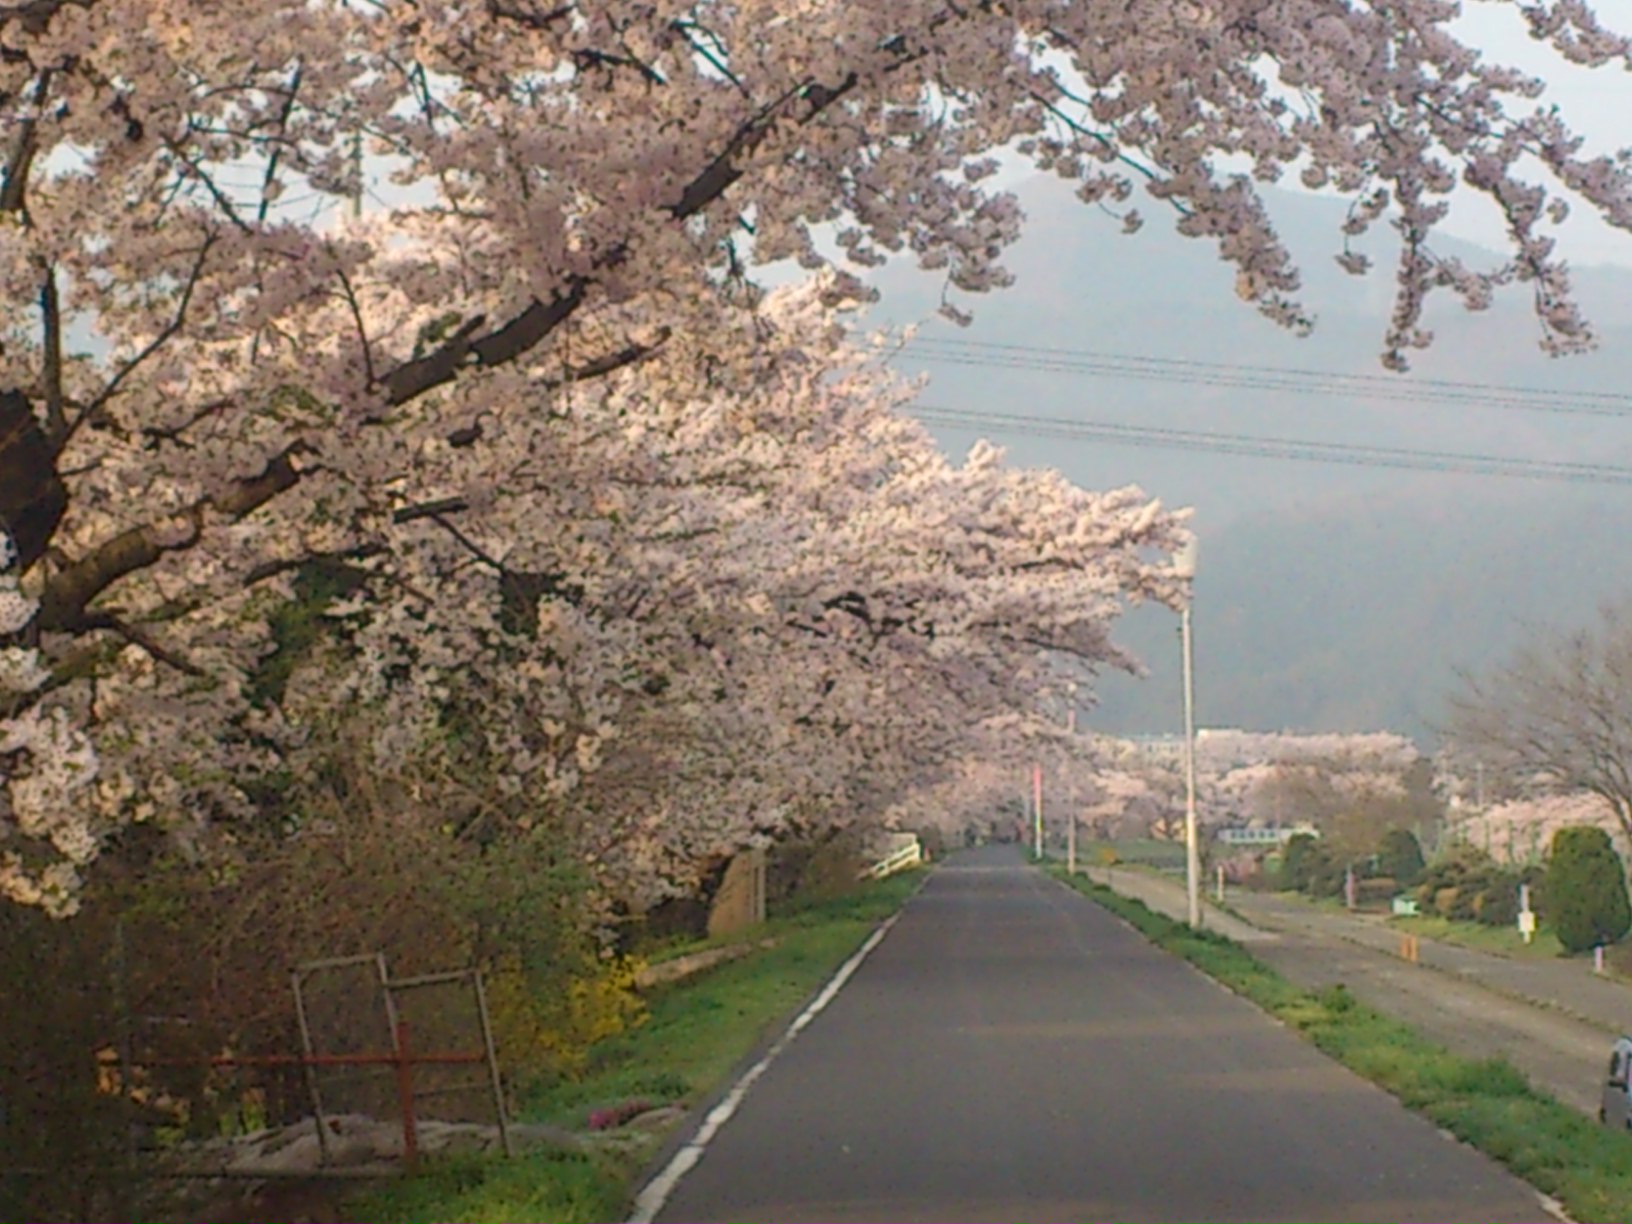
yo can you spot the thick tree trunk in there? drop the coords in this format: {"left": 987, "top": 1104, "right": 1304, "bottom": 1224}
{"left": 0, "top": 390, "right": 66, "bottom": 570}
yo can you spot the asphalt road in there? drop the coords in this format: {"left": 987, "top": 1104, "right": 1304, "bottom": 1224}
{"left": 647, "top": 846, "right": 1551, "bottom": 1223}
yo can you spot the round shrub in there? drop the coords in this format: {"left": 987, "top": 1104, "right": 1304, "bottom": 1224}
{"left": 1278, "top": 833, "right": 1323, "bottom": 892}
{"left": 1473, "top": 871, "right": 1522, "bottom": 926}
{"left": 1378, "top": 828, "right": 1426, "bottom": 888}
{"left": 1546, "top": 826, "right": 1632, "bottom": 954}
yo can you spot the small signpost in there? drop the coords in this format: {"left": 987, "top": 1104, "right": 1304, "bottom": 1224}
{"left": 1518, "top": 882, "right": 1536, "bottom": 945}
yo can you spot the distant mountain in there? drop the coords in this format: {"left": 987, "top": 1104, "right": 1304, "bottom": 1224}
{"left": 1090, "top": 484, "right": 1632, "bottom": 741}
{"left": 862, "top": 175, "right": 1632, "bottom": 741}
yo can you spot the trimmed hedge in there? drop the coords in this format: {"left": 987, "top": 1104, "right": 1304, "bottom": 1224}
{"left": 1547, "top": 826, "right": 1631, "bottom": 954}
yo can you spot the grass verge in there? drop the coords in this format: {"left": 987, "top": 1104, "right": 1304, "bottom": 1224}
{"left": 348, "top": 869, "right": 925, "bottom": 1224}
{"left": 1389, "top": 911, "right": 1566, "bottom": 960}
{"left": 1047, "top": 865, "right": 1632, "bottom": 1222}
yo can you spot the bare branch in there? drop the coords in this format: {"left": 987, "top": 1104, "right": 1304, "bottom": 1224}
{"left": 671, "top": 20, "right": 750, "bottom": 97}
{"left": 255, "top": 63, "right": 304, "bottom": 227}
{"left": 164, "top": 138, "right": 253, "bottom": 234}
{"left": 333, "top": 257, "right": 376, "bottom": 387}
{"left": 62, "top": 234, "right": 218, "bottom": 449}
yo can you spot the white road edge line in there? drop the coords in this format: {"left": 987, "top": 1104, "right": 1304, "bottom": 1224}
{"left": 624, "top": 909, "right": 906, "bottom": 1224}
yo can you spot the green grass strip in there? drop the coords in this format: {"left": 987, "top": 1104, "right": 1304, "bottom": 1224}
{"left": 350, "top": 869, "right": 926, "bottom": 1224}
{"left": 1389, "top": 910, "right": 1568, "bottom": 960}
{"left": 1047, "top": 865, "right": 1632, "bottom": 1223}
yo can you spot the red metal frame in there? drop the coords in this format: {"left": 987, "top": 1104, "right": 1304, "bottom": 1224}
{"left": 117, "top": 1021, "right": 482, "bottom": 1171}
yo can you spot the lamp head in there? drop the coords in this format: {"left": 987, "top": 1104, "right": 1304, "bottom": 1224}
{"left": 1173, "top": 537, "right": 1198, "bottom": 580}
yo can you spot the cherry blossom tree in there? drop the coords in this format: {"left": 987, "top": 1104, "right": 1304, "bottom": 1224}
{"left": 1447, "top": 601, "right": 1632, "bottom": 852}
{"left": 1453, "top": 793, "right": 1620, "bottom": 865}
{"left": 4, "top": 0, "right": 1632, "bottom": 911}
{"left": 143, "top": 277, "right": 1183, "bottom": 916}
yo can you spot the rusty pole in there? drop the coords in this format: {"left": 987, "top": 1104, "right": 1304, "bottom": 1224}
{"left": 393, "top": 1020, "right": 419, "bottom": 1172}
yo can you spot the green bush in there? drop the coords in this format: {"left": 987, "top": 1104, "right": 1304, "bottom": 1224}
{"left": 1278, "top": 833, "right": 1323, "bottom": 892}
{"left": 1547, "top": 826, "right": 1632, "bottom": 954}
{"left": 1472, "top": 882, "right": 1519, "bottom": 926}
{"left": 1377, "top": 828, "right": 1426, "bottom": 887}
{"left": 1414, "top": 844, "right": 1524, "bottom": 927}
{"left": 1305, "top": 855, "right": 1346, "bottom": 899}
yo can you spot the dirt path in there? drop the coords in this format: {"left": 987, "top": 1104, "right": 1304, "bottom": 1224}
{"left": 1077, "top": 865, "right": 1616, "bottom": 1119}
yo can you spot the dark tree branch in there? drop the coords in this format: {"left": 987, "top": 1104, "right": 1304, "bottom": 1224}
{"left": 487, "top": 0, "right": 573, "bottom": 30}
{"left": 392, "top": 496, "right": 470, "bottom": 524}
{"left": 0, "top": 68, "right": 50, "bottom": 213}
{"left": 0, "top": 388, "right": 66, "bottom": 568}
{"left": 38, "top": 260, "right": 65, "bottom": 444}
{"left": 80, "top": 611, "right": 207, "bottom": 677}
{"left": 36, "top": 444, "right": 308, "bottom": 631}
{"left": 242, "top": 542, "right": 388, "bottom": 588}
{"left": 61, "top": 234, "right": 218, "bottom": 450}
{"left": 333, "top": 258, "right": 376, "bottom": 387}
{"left": 164, "top": 138, "right": 253, "bottom": 233}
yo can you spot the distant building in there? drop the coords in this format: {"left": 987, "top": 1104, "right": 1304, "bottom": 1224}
{"left": 1125, "top": 734, "right": 1186, "bottom": 766}
{"left": 1217, "top": 824, "right": 1320, "bottom": 847}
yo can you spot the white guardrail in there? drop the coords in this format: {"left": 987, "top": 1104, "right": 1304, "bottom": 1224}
{"left": 861, "top": 841, "right": 924, "bottom": 880}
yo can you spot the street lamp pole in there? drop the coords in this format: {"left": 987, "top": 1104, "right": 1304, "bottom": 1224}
{"left": 1066, "top": 699, "right": 1078, "bottom": 875}
{"left": 1176, "top": 539, "right": 1201, "bottom": 929}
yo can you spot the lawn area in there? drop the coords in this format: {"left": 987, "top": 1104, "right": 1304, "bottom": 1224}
{"left": 1389, "top": 911, "right": 1567, "bottom": 960}
{"left": 1047, "top": 865, "right": 1632, "bottom": 1223}
{"left": 349, "top": 869, "right": 927, "bottom": 1224}
{"left": 1076, "top": 837, "right": 1187, "bottom": 869}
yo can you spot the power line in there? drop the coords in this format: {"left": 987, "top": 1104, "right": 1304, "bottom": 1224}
{"left": 910, "top": 403, "right": 1632, "bottom": 486}
{"left": 896, "top": 336, "right": 1632, "bottom": 419}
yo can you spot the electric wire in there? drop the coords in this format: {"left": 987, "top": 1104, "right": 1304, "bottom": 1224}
{"left": 896, "top": 336, "right": 1632, "bottom": 419}
{"left": 910, "top": 403, "right": 1632, "bottom": 486}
